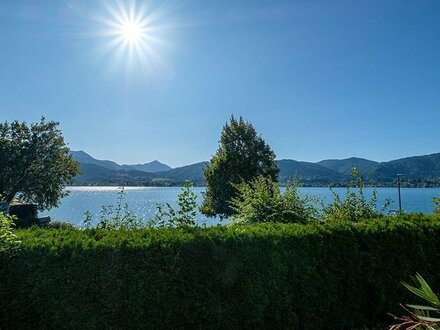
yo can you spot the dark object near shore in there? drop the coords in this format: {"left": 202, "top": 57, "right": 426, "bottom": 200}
{"left": 9, "top": 204, "right": 51, "bottom": 228}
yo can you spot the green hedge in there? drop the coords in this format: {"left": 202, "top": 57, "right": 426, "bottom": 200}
{"left": 2, "top": 215, "right": 440, "bottom": 329}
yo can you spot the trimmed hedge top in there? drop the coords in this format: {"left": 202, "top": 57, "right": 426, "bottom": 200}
{"left": 2, "top": 214, "right": 440, "bottom": 329}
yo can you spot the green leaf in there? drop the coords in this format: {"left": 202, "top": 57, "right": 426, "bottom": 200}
{"left": 407, "top": 304, "right": 440, "bottom": 312}
{"left": 417, "top": 315, "right": 440, "bottom": 322}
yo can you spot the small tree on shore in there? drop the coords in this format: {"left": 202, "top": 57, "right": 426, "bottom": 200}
{"left": 201, "top": 116, "right": 279, "bottom": 218}
{"left": 0, "top": 117, "right": 80, "bottom": 210}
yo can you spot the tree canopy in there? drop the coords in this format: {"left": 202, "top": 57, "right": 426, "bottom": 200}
{"left": 0, "top": 118, "right": 80, "bottom": 210}
{"left": 200, "top": 116, "right": 279, "bottom": 218}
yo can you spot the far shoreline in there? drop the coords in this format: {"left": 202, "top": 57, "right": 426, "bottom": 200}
{"left": 67, "top": 184, "right": 440, "bottom": 189}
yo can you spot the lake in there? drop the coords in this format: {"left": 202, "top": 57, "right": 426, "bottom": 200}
{"left": 44, "top": 186, "right": 440, "bottom": 227}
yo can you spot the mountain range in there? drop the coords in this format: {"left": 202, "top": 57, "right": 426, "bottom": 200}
{"left": 70, "top": 151, "right": 440, "bottom": 187}
{"left": 72, "top": 151, "right": 171, "bottom": 173}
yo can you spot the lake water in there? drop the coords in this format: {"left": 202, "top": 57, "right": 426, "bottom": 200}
{"left": 44, "top": 186, "right": 440, "bottom": 227}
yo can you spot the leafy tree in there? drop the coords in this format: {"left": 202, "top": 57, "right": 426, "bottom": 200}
{"left": 201, "top": 116, "right": 279, "bottom": 218}
{"left": 0, "top": 118, "right": 80, "bottom": 210}
{"left": 231, "top": 176, "right": 319, "bottom": 224}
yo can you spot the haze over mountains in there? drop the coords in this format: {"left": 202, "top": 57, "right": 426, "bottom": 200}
{"left": 70, "top": 151, "right": 440, "bottom": 187}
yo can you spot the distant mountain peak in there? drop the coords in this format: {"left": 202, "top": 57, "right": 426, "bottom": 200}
{"left": 124, "top": 160, "right": 172, "bottom": 173}
{"left": 70, "top": 150, "right": 121, "bottom": 171}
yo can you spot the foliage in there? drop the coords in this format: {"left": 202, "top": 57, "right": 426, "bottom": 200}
{"left": 433, "top": 198, "right": 440, "bottom": 214}
{"left": 390, "top": 274, "right": 440, "bottom": 329}
{"left": 150, "top": 180, "right": 198, "bottom": 228}
{"left": 0, "top": 117, "right": 80, "bottom": 210}
{"left": 83, "top": 210, "right": 93, "bottom": 229}
{"left": 230, "top": 176, "right": 319, "bottom": 224}
{"left": 2, "top": 215, "right": 440, "bottom": 329}
{"left": 0, "top": 212, "right": 20, "bottom": 254}
{"left": 46, "top": 221, "right": 75, "bottom": 230}
{"left": 88, "top": 187, "right": 143, "bottom": 230}
{"left": 82, "top": 183, "right": 199, "bottom": 230}
{"left": 323, "top": 167, "right": 391, "bottom": 222}
{"left": 201, "top": 116, "right": 279, "bottom": 218}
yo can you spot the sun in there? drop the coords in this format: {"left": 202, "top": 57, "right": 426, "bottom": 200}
{"left": 91, "top": 0, "right": 174, "bottom": 82}
{"left": 119, "top": 20, "right": 144, "bottom": 43}
{"left": 98, "top": 1, "right": 154, "bottom": 56}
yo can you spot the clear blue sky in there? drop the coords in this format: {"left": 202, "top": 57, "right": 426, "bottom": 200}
{"left": 1, "top": 0, "right": 439, "bottom": 167}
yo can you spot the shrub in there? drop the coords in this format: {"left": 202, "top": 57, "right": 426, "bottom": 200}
{"left": 2, "top": 215, "right": 440, "bottom": 329}
{"left": 433, "top": 197, "right": 440, "bottom": 214}
{"left": 83, "top": 183, "right": 199, "bottom": 230}
{"left": 83, "top": 187, "right": 143, "bottom": 230}
{"left": 0, "top": 211, "right": 20, "bottom": 254}
{"left": 150, "top": 180, "right": 198, "bottom": 228}
{"left": 46, "top": 221, "right": 75, "bottom": 229}
{"left": 231, "top": 176, "right": 319, "bottom": 224}
{"left": 323, "top": 168, "right": 391, "bottom": 222}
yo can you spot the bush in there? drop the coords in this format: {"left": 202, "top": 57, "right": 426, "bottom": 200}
{"left": 0, "top": 211, "right": 20, "bottom": 254}
{"left": 84, "top": 183, "right": 199, "bottom": 230}
{"left": 231, "top": 176, "right": 319, "bottom": 224}
{"left": 323, "top": 168, "right": 391, "bottom": 222}
{"left": 45, "top": 221, "right": 75, "bottom": 229}
{"left": 84, "top": 187, "right": 143, "bottom": 230}
{"left": 433, "top": 197, "right": 440, "bottom": 214}
{"left": 150, "top": 180, "right": 198, "bottom": 228}
{"left": 2, "top": 215, "right": 440, "bottom": 329}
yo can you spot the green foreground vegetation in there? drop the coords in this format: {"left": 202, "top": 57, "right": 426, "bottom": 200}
{"left": 3, "top": 117, "right": 440, "bottom": 329}
{"left": 1, "top": 215, "right": 440, "bottom": 329}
